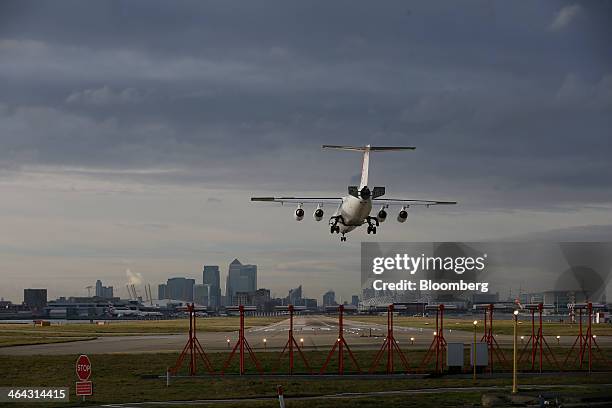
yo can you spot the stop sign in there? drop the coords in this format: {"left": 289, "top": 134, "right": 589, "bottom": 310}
{"left": 75, "top": 355, "right": 91, "bottom": 381}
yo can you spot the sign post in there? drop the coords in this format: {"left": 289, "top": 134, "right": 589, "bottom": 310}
{"left": 75, "top": 354, "right": 93, "bottom": 401}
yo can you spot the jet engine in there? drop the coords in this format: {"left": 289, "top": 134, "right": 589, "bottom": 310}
{"left": 313, "top": 207, "right": 324, "bottom": 221}
{"left": 294, "top": 207, "right": 305, "bottom": 221}
{"left": 397, "top": 207, "right": 408, "bottom": 223}
{"left": 377, "top": 207, "right": 387, "bottom": 223}
{"left": 359, "top": 186, "right": 371, "bottom": 200}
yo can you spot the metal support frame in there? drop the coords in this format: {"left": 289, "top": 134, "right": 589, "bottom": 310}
{"left": 419, "top": 304, "right": 447, "bottom": 373}
{"left": 369, "top": 304, "right": 411, "bottom": 374}
{"left": 169, "top": 303, "right": 215, "bottom": 376}
{"left": 320, "top": 305, "right": 361, "bottom": 375}
{"left": 518, "top": 303, "right": 561, "bottom": 372}
{"left": 274, "top": 305, "right": 312, "bottom": 374}
{"left": 480, "top": 304, "right": 509, "bottom": 372}
{"left": 563, "top": 302, "right": 609, "bottom": 371}
{"left": 221, "top": 305, "right": 264, "bottom": 375}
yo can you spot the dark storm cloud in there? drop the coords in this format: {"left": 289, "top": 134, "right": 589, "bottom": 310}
{"left": 1, "top": 0, "right": 611, "bottom": 208}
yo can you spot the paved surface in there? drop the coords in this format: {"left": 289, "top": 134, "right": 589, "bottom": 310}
{"left": 0, "top": 315, "right": 609, "bottom": 355}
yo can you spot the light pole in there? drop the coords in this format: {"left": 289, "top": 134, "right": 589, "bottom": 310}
{"left": 410, "top": 337, "right": 415, "bottom": 345}
{"left": 513, "top": 309, "right": 519, "bottom": 394}
{"left": 556, "top": 335, "right": 560, "bottom": 345}
{"left": 263, "top": 338, "right": 267, "bottom": 351}
{"left": 473, "top": 320, "right": 478, "bottom": 381}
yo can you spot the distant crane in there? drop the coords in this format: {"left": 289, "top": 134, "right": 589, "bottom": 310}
{"left": 85, "top": 285, "right": 93, "bottom": 297}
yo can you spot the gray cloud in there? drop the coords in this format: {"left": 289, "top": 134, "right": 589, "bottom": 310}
{"left": 0, "top": 1, "right": 611, "bottom": 301}
{"left": 549, "top": 4, "right": 583, "bottom": 32}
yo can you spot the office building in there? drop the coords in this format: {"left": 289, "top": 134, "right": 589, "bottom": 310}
{"left": 323, "top": 290, "right": 336, "bottom": 307}
{"left": 225, "top": 259, "right": 257, "bottom": 301}
{"left": 158, "top": 284, "right": 167, "bottom": 300}
{"left": 233, "top": 291, "right": 252, "bottom": 306}
{"left": 203, "top": 265, "right": 221, "bottom": 308}
{"left": 23, "top": 289, "right": 47, "bottom": 315}
{"left": 351, "top": 295, "right": 359, "bottom": 307}
{"left": 166, "top": 277, "right": 195, "bottom": 302}
{"left": 304, "top": 298, "right": 318, "bottom": 310}
{"left": 193, "top": 284, "right": 210, "bottom": 306}
{"left": 95, "top": 280, "right": 114, "bottom": 299}
{"left": 288, "top": 285, "right": 303, "bottom": 306}
{"left": 253, "top": 288, "right": 271, "bottom": 310}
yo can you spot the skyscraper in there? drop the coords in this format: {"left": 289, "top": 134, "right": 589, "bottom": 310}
{"left": 193, "top": 284, "right": 210, "bottom": 306}
{"left": 203, "top": 265, "right": 221, "bottom": 308}
{"left": 158, "top": 284, "right": 167, "bottom": 300}
{"left": 323, "top": 290, "right": 336, "bottom": 307}
{"left": 288, "top": 285, "right": 303, "bottom": 305}
{"left": 95, "top": 280, "right": 103, "bottom": 297}
{"left": 166, "top": 277, "right": 195, "bottom": 301}
{"left": 225, "top": 259, "right": 257, "bottom": 302}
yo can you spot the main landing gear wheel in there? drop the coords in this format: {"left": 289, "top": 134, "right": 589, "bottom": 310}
{"left": 367, "top": 226, "right": 377, "bottom": 234}
{"left": 330, "top": 225, "right": 340, "bottom": 234}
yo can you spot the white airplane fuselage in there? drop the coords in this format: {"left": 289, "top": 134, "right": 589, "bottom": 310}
{"left": 333, "top": 194, "right": 373, "bottom": 233}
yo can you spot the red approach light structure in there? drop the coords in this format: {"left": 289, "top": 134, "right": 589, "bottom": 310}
{"left": 563, "top": 302, "right": 609, "bottom": 372}
{"left": 518, "top": 303, "right": 561, "bottom": 372}
{"left": 169, "top": 303, "right": 214, "bottom": 376}
{"left": 419, "top": 304, "right": 455, "bottom": 373}
{"left": 320, "top": 305, "right": 361, "bottom": 375}
{"left": 478, "top": 303, "right": 510, "bottom": 373}
{"left": 274, "top": 305, "right": 312, "bottom": 374}
{"left": 221, "top": 305, "right": 264, "bottom": 375}
{"left": 369, "top": 304, "right": 411, "bottom": 374}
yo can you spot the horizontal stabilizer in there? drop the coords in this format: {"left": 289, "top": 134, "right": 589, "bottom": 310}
{"left": 323, "top": 144, "right": 415, "bottom": 188}
{"left": 322, "top": 145, "right": 415, "bottom": 151}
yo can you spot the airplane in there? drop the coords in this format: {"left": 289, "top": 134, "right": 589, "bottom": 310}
{"left": 251, "top": 145, "right": 457, "bottom": 241}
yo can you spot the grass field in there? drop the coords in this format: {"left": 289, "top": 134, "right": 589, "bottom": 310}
{"left": 0, "top": 317, "right": 285, "bottom": 347}
{"left": 348, "top": 315, "right": 612, "bottom": 336}
{"left": 1, "top": 350, "right": 611, "bottom": 407}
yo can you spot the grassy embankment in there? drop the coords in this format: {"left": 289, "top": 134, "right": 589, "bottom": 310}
{"left": 1, "top": 350, "right": 611, "bottom": 407}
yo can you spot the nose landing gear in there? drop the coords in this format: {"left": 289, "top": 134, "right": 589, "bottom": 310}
{"left": 340, "top": 234, "right": 347, "bottom": 242}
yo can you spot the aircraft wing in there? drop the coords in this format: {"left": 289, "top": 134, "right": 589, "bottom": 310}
{"left": 251, "top": 197, "right": 343, "bottom": 205}
{"left": 372, "top": 198, "right": 457, "bottom": 207}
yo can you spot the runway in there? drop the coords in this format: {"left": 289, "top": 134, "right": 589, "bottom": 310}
{"left": 0, "top": 315, "right": 608, "bottom": 355}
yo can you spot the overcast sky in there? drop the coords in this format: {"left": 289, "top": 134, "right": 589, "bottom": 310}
{"left": 1, "top": 1, "right": 611, "bottom": 303}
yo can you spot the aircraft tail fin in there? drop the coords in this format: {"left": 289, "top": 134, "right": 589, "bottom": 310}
{"left": 322, "top": 145, "right": 415, "bottom": 189}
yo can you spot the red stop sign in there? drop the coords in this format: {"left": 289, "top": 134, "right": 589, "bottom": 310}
{"left": 76, "top": 355, "right": 91, "bottom": 381}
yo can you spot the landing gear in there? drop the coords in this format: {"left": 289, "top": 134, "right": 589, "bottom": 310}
{"left": 365, "top": 216, "right": 378, "bottom": 234}
{"left": 329, "top": 215, "right": 344, "bottom": 235}
{"left": 340, "top": 234, "right": 347, "bottom": 242}
{"left": 365, "top": 216, "right": 379, "bottom": 227}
